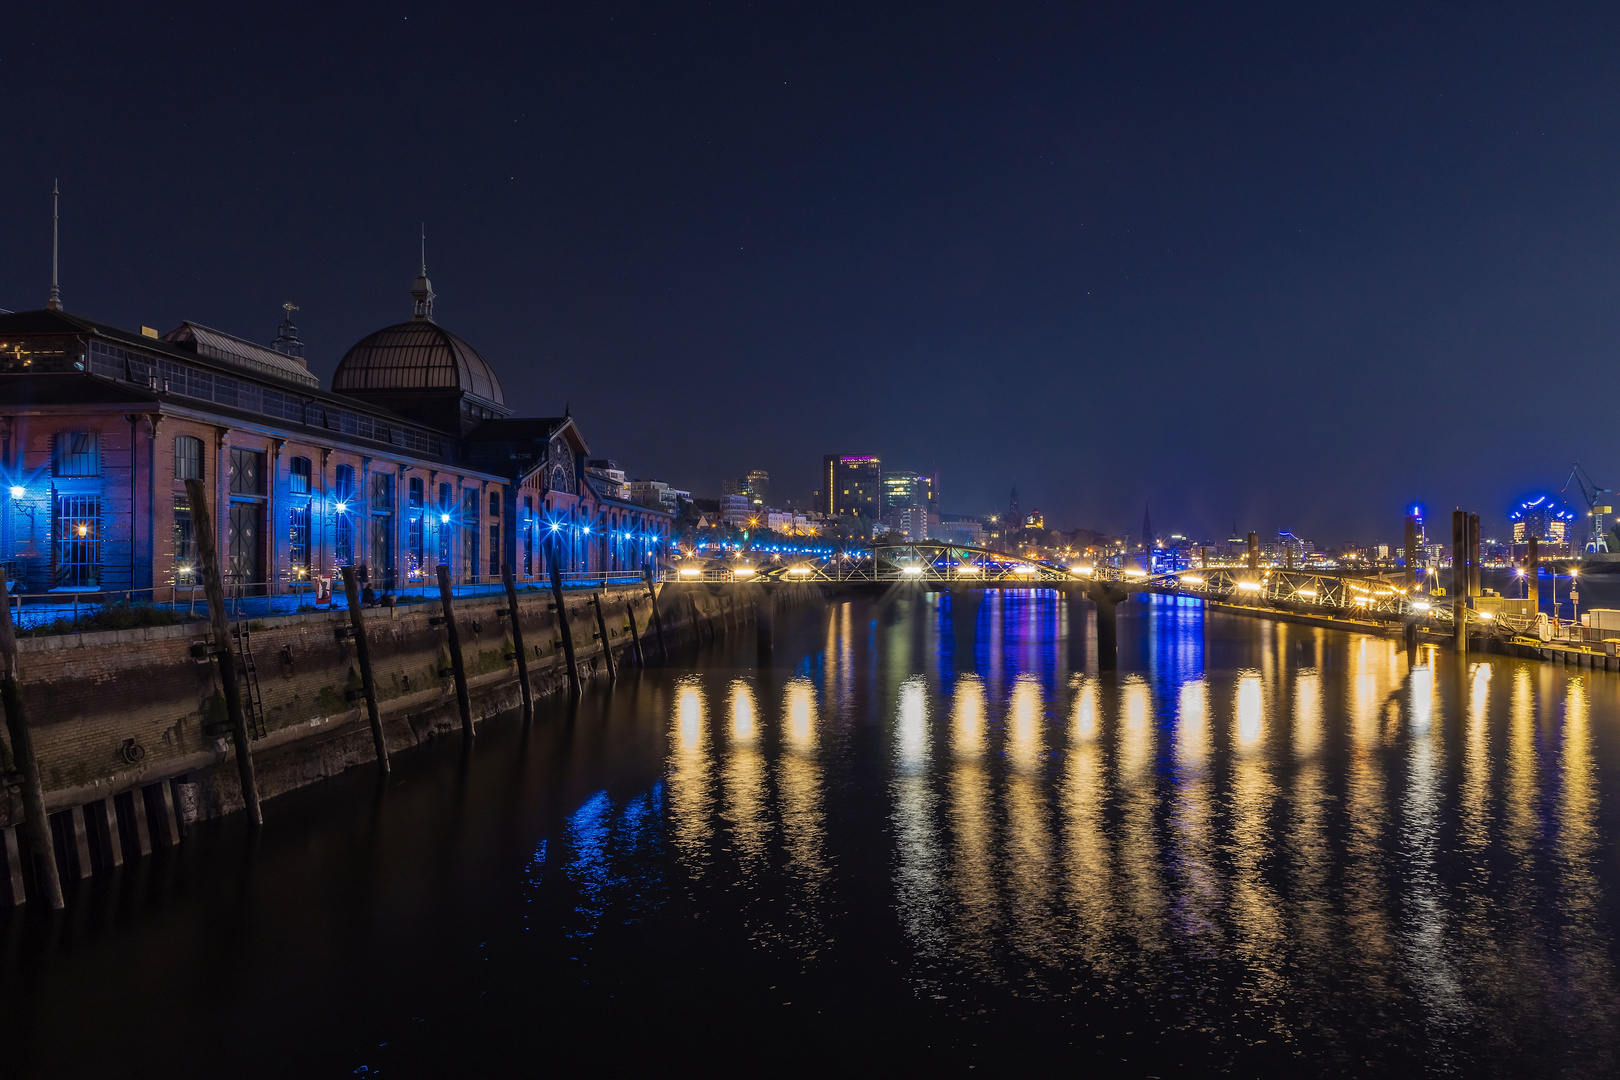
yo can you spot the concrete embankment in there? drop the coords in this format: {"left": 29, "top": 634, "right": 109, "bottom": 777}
{"left": 0, "top": 581, "right": 822, "bottom": 904}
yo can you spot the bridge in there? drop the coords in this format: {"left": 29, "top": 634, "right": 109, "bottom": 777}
{"left": 668, "top": 540, "right": 1563, "bottom": 641}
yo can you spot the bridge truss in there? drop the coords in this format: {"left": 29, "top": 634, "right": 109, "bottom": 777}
{"left": 698, "top": 542, "right": 1549, "bottom": 638}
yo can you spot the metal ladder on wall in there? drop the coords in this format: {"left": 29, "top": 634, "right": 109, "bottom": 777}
{"left": 229, "top": 585, "right": 269, "bottom": 740}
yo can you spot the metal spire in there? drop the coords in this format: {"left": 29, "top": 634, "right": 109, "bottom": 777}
{"left": 411, "top": 222, "right": 435, "bottom": 321}
{"left": 47, "top": 180, "right": 61, "bottom": 311}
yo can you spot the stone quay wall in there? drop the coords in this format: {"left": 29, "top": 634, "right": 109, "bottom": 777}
{"left": 0, "top": 581, "right": 822, "bottom": 905}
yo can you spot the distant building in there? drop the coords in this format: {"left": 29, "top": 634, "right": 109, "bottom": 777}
{"left": 767, "top": 509, "right": 814, "bottom": 534}
{"left": 936, "top": 518, "right": 985, "bottom": 547}
{"left": 627, "top": 479, "right": 688, "bottom": 515}
{"left": 1510, "top": 495, "right": 1575, "bottom": 555}
{"left": 888, "top": 505, "right": 929, "bottom": 541}
{"left": 882, "top": 470, "right": 924, "bottom": 511}
{"left": 719, "top": 493, "right": 752, "bottom": 527}
{"left": 824, "top": 455, "right": 881, "bottom": 518}
{"left": 585, "top": 458, "right": 627, "bottom": 500}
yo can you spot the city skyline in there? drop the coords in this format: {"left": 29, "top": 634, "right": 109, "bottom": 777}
{"left": 6, "top": 4, "right": 1620, "bottom": 538}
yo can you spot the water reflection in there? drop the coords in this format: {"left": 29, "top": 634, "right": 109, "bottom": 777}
{"left": 19, "top": 591, "right": 1620, "bottom": 1078}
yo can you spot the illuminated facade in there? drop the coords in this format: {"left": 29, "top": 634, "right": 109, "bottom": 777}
{"left": 0, "top": 268, "right": 670, "bottom": 597}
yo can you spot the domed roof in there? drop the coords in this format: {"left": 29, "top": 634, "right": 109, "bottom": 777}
{"left": 332, "top": 319, "right": 505, "bottom": 406}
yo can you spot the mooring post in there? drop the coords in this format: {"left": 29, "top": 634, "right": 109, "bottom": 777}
{"left": 1452, "top": 509, "right": 1468, "bottom": 653}
{"left": 1467, "top": 513, "right": 1481, "bottom": 598}
{"left": 624, "top": 597, "right": 645, "bottom": 668}
{"left": 341, "top": 566, "right": 389, "bottom": 773}
{"left": 1526, "top": 536, "right": 1540, "bottom": 608}
{"left": 644, "top": 569, "right": 668, "bottom": 662}
{"left": 0, "top": 568, "right": 62, "bottom": 908}
{"left": 185, "top": 477, "right": 262, "bottom": 827}
{"left": 548, "top": 565, "right": 582, "bottom": 696}
{"left": 436, "top": 564, "right": 474, "bottom": 737}
{"left": 1, "top": 826, "right": 25, "bottom": 907}
{"left": 591, "top": 592, "right": 617, "bottom": 682}
{"left": 501, "top": 565, "right": 534, "bottom": 715}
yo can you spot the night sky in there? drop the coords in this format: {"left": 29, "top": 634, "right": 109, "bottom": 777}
{"left": 5, "top": 3, "right": 1619, "bottom": 543}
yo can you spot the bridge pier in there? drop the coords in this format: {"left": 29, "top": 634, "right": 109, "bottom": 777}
{"left": 1086, "top": 581, "right": 1127, "bottom": 668}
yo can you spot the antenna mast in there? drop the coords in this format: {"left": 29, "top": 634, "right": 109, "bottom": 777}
{"left": 47, "top": 181, "right": 62, "bottom": 311}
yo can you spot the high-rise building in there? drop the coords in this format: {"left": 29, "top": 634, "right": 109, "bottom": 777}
{"left": 1509, "top": 495, "right": 1575, "bottom": 552}
{"left": 824, "top": 455, "right": 881, "bottom": 518}
{"left": 745, "top": 469, "right": 770, "bottom": 508}
{"left": 882, "top": 470, "right": 924, "bottom": 511}
{"left": 1007, "top": 486, "right": 1020, "bottom": 529}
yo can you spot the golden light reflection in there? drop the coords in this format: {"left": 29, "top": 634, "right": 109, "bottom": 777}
{"left": 1459, "top": 663, "right": 1491, "bottom": 853}
{"left": 724, "top": 678, "right": 768, "bottom": 868}
{"left": 1293, "top": 671, "right": 1321, "bottom": 758}
{"left": 777, "top": 676, "right": 827, "bottom": 949}
{"left": 1116, "top": 675, "right": 1165, "bottom": 955}
{"left": 1008, "top": 675, "right": 1042, "bottom": 772}
{"left": 1171, "top": 677, "right": 1218, "bottom": 955}
{"left": 896, "top": 676, "right": 928, "bottom": 771}
{"left": 1230, "top": 670, "right": 1283, "bottom": 999}
{"left": 1344, "top": 631, "right": 1394, "bottom": 987}
{"left": 892, "top": 675, "right": 944, "bottom": 955}
{"left": 1505, "top": 667, "right": 1537, "bottom": 861}
{"left": 1005, "top": 675, "right": 1053, "bottom": 965}
{"left": 953, "top": 674, "right": 986, "bottom": 757}
{"left": 1063, "top": 694, "right": 1113, "bottom": 971}
{"left": 1072, "top": 678, "right": 1099, "bottom": 742}
{"left": 668, "top": 677, "right": 713, "bottom": 870}
{"left": 786, "top": 676, "right": 817, "bottom": 752}
{"left": 949, "top": 676, "right": 997, "bottom": 959}
{"left": 1552, "top": 676, "right": 1617, "bottom": 1038}
{"left": 1236, "top": 672, "right": 1263, "bottom": 748}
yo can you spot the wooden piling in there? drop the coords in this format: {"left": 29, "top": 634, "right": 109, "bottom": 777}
{"left": 502, "top": 565, "right": 534, "bottom": 715}
{"left": 591, "top": 593, "right": 617, "bottom": 682}
{"left": 67, "top": 806, "right": 93, "bottom": 879}
{"left": 0, "top": 567, "right": 62, "bottom": 907}
{"left": 185, "top": 477, "right": 262, "bottom": 827}
{"left": 90, "top": 799, "right": 122, "bottom": 869}
{"left": 645, "top": 569, "right": 668, "bottom": 663}
{"left": 1, "top": 826, "right": 24, "bottom": 907}
{"left": 436, "top": 564, "right": 474, "bottom": 737}
{"left": 341, "top": 566, "right": 390, "bottom": 773}
{"left": 549, "top": 565, "right": 581, "bottom": 697}
{"left": 123, "top": 789, "right": 152, "bottom": 857}
{"left": 624, "top": 598, "right": 645, "bottom": 668}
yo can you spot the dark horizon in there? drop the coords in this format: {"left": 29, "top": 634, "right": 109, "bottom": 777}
{"left": 5, "top": 2, "right": 1619, "bottom": 540}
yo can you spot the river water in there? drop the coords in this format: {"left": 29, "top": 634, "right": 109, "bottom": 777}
{"left": 4, "top": 591, "right": 1619, "bottom": 1077}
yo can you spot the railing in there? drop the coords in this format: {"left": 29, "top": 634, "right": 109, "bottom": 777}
{"left": 2, "top": 569, "right": 633, "bottom": 634}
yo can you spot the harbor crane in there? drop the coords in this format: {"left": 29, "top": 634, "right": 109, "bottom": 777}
{"left": 1563, "top": 462, "right": 1612, "bottom": 553}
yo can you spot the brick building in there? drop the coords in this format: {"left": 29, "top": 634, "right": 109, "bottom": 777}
{"left": 0, "top": 264, "right": 671, "bottom": 598}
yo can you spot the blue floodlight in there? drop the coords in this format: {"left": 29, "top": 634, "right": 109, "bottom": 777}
{"left": 8, "top": 486, "right": 23, "bottom": 499}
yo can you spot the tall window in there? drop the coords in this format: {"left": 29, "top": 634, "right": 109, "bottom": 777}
{"left": 173, "top": 493, "right": 195, "bottom": 585}
{"left": 488, "top": 490, "right": 501, "bottom": 576}
{"left": 53, "top": 494, "right": 100, "bottom": 587}
{"left": 407, "top": 477, "right": 424, "bottom": 581}
{"left": 174, "top": 435, "right": 203, "bottom": 481}
{"left": 522, "top": 496, "right": 534, "bottom": 577}
{"left": 370, "top": 472, "right": 394, "bottom": 587}
{"left": 53, "top": 432, "right": 99, "bottom": 477}
{"left": 289, "top": 456, "right": 312, "bottom": 579}
{"left": 334, "top": 464, "right": 355, "bottom": 567}
{"left": 460, "top": 489, "right": 478, "bottom": 582}
{"left": 437, "top": 482, "right": 453, "bottom": 567}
